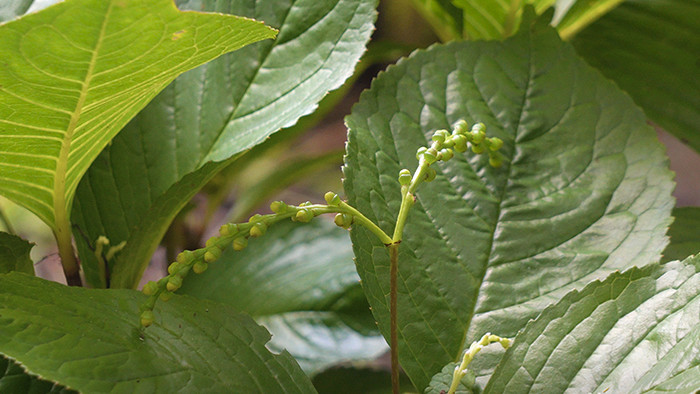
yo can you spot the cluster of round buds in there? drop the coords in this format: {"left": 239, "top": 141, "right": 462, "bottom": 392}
{"left": 413, "top": 120, "right": 504, "bottom": 182}
{"left": 140, "top": 213, "right": 275, "bottom": 327}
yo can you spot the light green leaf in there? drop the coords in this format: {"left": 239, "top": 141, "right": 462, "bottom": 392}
{"left": 485, "top": 256, "right": 700, "bottom": 393}
{"left": 572, "top": 0, "right": 700, "bottom": 153}
{"left": 0, "top": 0, "right": 275, "bottom": 232}
{"left": 0, "top": 232, "right": 34, "bottom": 275}
{"left": 662, "top": 207, "right": 700, "bottom": 263}
{"left": 0, "top": 356, "right": 72, "bottom": 393}
{"left": 71, "top": 0, "right": 378, "bottom": 289}
{"left": 555, "top": 0, "right": 624, "bottom": 39}
{"left": 180, "top": 220, "right": 387, "bottom": 376}
{"left": 343, "top": 17, "right": 674, "bottom": 390}
{"left": 0, "top": 272, "right": 315, "bottom": 392}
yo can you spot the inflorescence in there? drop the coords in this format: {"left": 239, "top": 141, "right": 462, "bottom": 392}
{"left": 139, "top": 120, "right": 504, "bottom": 327}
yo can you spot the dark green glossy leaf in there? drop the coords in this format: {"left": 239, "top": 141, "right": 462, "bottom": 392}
{"left": 344, "top": 17, "right": 674, "bottom": 390}
{"left": 72, "top": 0, "right": 378, "bottom": 289}
{"left": 662, "top": 207, "right": 700, "bottom": 263}
{"left": 0, "top": 232, "right": 33, "bottom": 275}
{"left": 572, "top": 0, "right": 700, "bottom": 153}
{"left": 312, "top": 367, "right": 415, "bottom": 394}
{"left": 0, "top": 272, "right": 315, "bottom": 392}
{"left": 555, "top": 0, "right": 624, "bottom": 39}
{"left": 485, "top": 256, "right": 700, "bottom": 393}
{"left": 180, "top": 220, "right": 387, "bottom": 375}
{"left": 0, "top": 356, "right": 73, "bottom": 394}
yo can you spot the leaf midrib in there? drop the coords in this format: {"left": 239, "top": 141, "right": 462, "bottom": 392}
{"left": 457, "top": 35, "right": 535, "bottom": 356}
{"left": 53, "top": 1, "right": 112, "bottom": 229}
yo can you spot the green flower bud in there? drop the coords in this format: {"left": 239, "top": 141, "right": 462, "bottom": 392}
{"left": 431, "top": 130, "right": 446, "bottom": 144}
{"left": 140, "top": 310, "right": 155, "bottom": 327}
{"left": 193, "top": 261, "right": 208, "bottom": 274}
{"left": 219, "top": 224, "right": 231, "bottom": 236}
{"left": 334, "top": 213, "right": 354, "bottom": 229}
{"left": 398, "top": 169, "right": 411, "bottom": 186}
{"left": 425, "top": 167, "right": 437, "bottom": 182}
{"left": 471, "top": 130, "right": 485, "bottom": 144}
{"left": 471, "top": 144, "right": 485, "bottom": 154}
{"left": 439, "top": 148, "right": 454, "bottom": 161}
{"left": 270, "top": 201, "right": 288, "bottom": 213}
{"left": 295, "top": 209, "right": 313, "bottom": 223}
{"left": 471, "top": 122, "right": 485, "bottom": 134}
{"left": 423, "top": 148, "right": 438, "bottom": 164}
{"left": 167, "top": 262, "right": 180, "bottom": 275}
{"left": 232, "top": 237, "right": 248, "bottom": 251}
{"left": 166, "top": 274, "right": 183, "bottom": 292}
{"left": 299, "top": 201, "right": 312, "bottom": 207}
{"left": 159, "top": 291, "right": 174, "bottom": 302}
{"left": 453, "top": 119, "right": 469, "bottom": 134}
{"left": 142, "top": 281, "right": 158, "bottom": 296}
{"left": 416, "top": 147, "right": 427, "bottom": 160}
{"left": 205, "top": 236, "right": 219, "bottom": 248}
{"left": 452, "top": 134, "right": 468, "bottom": 153}
{"left": 324, "top": 191, "right": 341, "bottom": 206}
{"left": 204, "top": 247, "right": 222, "bottom": 262}
{"left": 489, "top": 154, "right": 503, "bottom": 168}
{"left": 176, "top": 250, "right": 193, "bottom": 264}
{"left": 488, "top": 137, "right": 503, "bottom": 151}
{"left": 250, "top": 222, "right": 268, "bottom": 238}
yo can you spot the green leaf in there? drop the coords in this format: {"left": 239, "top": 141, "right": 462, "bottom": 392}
{"left": 407, "top": 0, "right": 463, "bottom": 41}
{"left": 312, "top": 367, "right": 415, "bottom": 394}
{"left": 438, "top": 0, "right": 554, "bottom": 40}
{"left": 0, "top": 355, "right": 73, "bottom": 393}
{"left": 0, "top": 232, "right": 34, "bottom": 275}
{"left": 485, "top": 256, "right": 700, "bottom": 393}
{"left": 343, "top": 19, "right": 674, "bottom": 390}
{"left": 555, "top": 0, "right": 625, "bottom": 39}
{"left": 662, "top": 207, "right": 700, "bottom": 263}
{"left": 71, "top": 0, "right": 378, "bottom": 289}
{"left": 180, "top": 220, "right": 387, "bottom": 376}
{"left": 572, "top": 0, "right": 700, "bottom": 153}
{"left": 0, "top": 0, "right": 276, "bottom": 232}
{"left": 0, "top": 272, "right": 315, "bottom": 392}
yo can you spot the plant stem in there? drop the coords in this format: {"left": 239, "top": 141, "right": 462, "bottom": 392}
{"left": 55, "top": 225, "right": 81, "bottom": 286}
{"left": 0, "top": 206, "right": 15, "bottom": 235}
{"left": 393, "top": 157, "right": 429, "bottom": 242}
{"left": 389, "top": 243, "right": 400, "bottom": 394}
{"left": 338, "top": 201, "right": 392, "bottom": 244}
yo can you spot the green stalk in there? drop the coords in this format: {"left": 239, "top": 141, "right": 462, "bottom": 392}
{"left": 448, "top": 334, "right": 512, "bottom": 394}
{"left": 0, "top": 206, "right": 15, "bottom": 235}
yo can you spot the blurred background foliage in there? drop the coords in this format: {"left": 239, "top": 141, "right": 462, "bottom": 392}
{"left": 0, "top": 0, "right": 698, "bottom": 391}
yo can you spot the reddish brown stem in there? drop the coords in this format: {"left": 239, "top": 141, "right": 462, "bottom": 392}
{"left": 389, "top": 243, "right": 399, "bottom": 394}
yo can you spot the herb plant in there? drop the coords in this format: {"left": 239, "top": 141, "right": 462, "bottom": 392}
{"left": 0, "top": 0, "right": 698, "bottom": 393}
